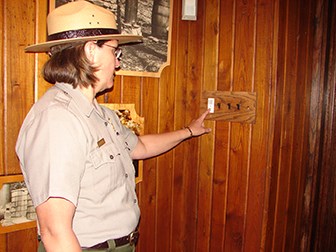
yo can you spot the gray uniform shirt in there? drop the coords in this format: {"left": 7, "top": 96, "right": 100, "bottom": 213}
{"left": 16, "top": 82, "right": 140, "bottom": 247}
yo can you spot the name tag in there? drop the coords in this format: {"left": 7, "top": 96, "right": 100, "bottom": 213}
{"left": 97, "top": 138, "right": 106, "bottom": 147}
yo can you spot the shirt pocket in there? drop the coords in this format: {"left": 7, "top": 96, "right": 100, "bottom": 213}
{"left": 89, "top": 143, "right": 122, "bottom": 196}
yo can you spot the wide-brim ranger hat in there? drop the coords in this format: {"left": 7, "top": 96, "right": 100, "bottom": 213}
{"left": 25, "top": 0, "right": 142, "bottom": 52}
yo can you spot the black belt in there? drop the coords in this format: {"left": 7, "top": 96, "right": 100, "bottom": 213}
{"left": 85, "top": 230, "right": 139, "bottom": 250}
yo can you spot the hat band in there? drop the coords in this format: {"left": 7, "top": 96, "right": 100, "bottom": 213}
{"left": 47, "top": 28, "right": 120, "bottom": 41}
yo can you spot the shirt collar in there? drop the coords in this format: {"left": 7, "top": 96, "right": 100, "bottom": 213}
{"left": 55, "top": 82, "right": 96, "bottom": 117}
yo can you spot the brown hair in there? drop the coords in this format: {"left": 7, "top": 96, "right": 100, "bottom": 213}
{"left": 43, "top": 42, "right": 105, "bottom": 88}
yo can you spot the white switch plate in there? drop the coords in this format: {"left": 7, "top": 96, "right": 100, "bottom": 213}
{"left": 182, "top": 0, "right": 197, "bottom": 21}
{"left": 207, "top": 98, "right": 215, "bottom": 113}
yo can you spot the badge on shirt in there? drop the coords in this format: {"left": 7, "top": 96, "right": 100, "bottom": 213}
{"left": 97, "top": 138, "right": 106, "bottom": 147}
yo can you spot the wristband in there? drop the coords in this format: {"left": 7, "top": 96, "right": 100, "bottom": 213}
{"left": 185, "top": 126, "right": 193, "bottom": 137}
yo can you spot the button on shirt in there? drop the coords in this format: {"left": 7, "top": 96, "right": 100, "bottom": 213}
{"left": 15, "top": 82, "right": 140, "bottom": 247}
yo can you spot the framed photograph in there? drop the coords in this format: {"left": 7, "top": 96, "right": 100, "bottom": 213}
{"left": 101, "top": 103, "right": 144, "bottom": 183}
{"left": 0, "top": 175, "right": 37, "bottom": 234}
{"left": 49, "top": 0, "right": 172, "bottom": 77}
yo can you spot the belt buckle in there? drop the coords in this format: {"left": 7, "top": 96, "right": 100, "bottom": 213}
{"left": 128, "top": 230, "right": 139, "bottom": 246}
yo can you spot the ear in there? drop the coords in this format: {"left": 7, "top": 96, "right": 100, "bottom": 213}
{"left": 84, "top": 41, "right": 97, "bottom": 62}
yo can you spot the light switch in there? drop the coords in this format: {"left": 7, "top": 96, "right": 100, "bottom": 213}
{"left": 207, "top": 98, "right": 215, "bottom": 113}
{"left": 182, "top": 0, "right": 197, "bottom": 21}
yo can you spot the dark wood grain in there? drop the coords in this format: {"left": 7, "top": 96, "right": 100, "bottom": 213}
{"left": 1, "top": 0, "right": 335, "bottom": 251}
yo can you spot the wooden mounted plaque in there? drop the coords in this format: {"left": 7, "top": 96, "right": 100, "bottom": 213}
{"left": 201, "top": 91, "right": 257, "bottom": 124}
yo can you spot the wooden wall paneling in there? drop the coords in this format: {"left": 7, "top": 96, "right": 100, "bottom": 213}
{"left": 217, "top": 0, "right": 234, "bottom": 91}
{"left": 37, "top": 58, "right": 52, "bottom": 100}
{"left": 311, "top": 0, "right": 336, "bottom": 250}
{"left": 302, "top": 0, "right": 330, "bottom": 248}
{"left": 243, "top": 0, "right": 276, "bottom": 250}
{"left": 294, "top": 1, "right": 315, "bottom": 250}
{"left": 209, "top": 0, "right": 234, "bottom": 250}
{"left": 284, "top": 0, "right": 313, "bottom": 251}
{"left": 223, "top": 0, "right": 254, "bottom": 250}
{"left": 155, "top": 65, "right": 175, "bottom": 251}
{"left": 121, "top": 76, "right": 142, "bottom": 110}
{"left": 36, "top": 0, "right": 50, "bottom": 101}
{"left": 105, "top": 75, "right": 122, "bottom": 103}
{"left": 265, "top": 0, "right": 283, "bottom": 249}
{"left": 262, "top": 0, "right": 280, "bottom": 248}
{"left": 272, "top": 0, "right": 300, "bottom": 250}
{"left": 170, "top": 0, "right": 204, "bottom": 249}
{"left": 4, "top": 0, "right": 35, "bottom": 174}
{"left": 96, "top": 92, "right": 105, "bottom": 103}
{"left": 0, "top": 0, "right": 4, "bottom": 172}
{"left": 170, "top": 0, "right": 191, "bottom": 250}
{"left": 210, "top": 123, "right": 230, "bottom": 251}
{"left": 211, "top": 122, "right": 231, "bottom": 248}
{"left": 265, "top": 0, "right": 318, "bottom": 250}
{"left": 266, "top": 0, "right": 289, "bottom": 251}
{"left": 315, "top": 6, "right": 336, "bottom": 248}
{"left": 7, "top": 229, "right": 38, "bottom": 252}
{"left": 1, "top": 0, "right": 40, "bottom": 251}
{"left": 3, "top": 0, "right": 333, "bottom": 251}
{"left": 36, "top": 35, "right": 53, "bottom": 97}
{"left": 0, "top": 1, "right": 3, "bottom": 228}
{"left": 196, "top": 0, "right": 218, "bottom": 251}
{"left": 225, "top": 123, "right": 250, "bottom": 251}
{"left": 97, "top": 76, "right": 142, "bottom": 109}
{"left": 137, "top": 77, "right": 159, "bottom": 252}
{"left": 181, "top": 17, "right": 205, "bottom": 252}
{"left": 0, "top": 237, "right": 4, "bottom": 252}
{"left": 283, "top": 2, "right": 305, "bottom": 246}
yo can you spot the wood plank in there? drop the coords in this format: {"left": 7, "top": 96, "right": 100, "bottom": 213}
{"left": 1, "top": 0, "right": 39, "bottom": 250}
{"left": 284, "top": 0, "right": 312, "bottom": 251}
{"left": 308, "top": 0, "right": 336, "bottom": 251}
{"left": 217, "top": 0, "right": 235, "bottom": 91}
{"left": 7, "top": 228, "right": 38, "bottom": 252}
{"left": 244, "top": 0, "right": 276, "bottom": 250}
{"left": 121, "top": 76, "right": 142, "bottom": 111}
{"left": 106, "top": 75, "right": 122, "bottom": 103}
{"left": 224, "top": 124, "right": 250, "bottom": 251}
{"left": 170, "top": 0, "right": 190, "bottom": 249}
{"left": 171, "top": 0, "right": 205, "bottom": 248}
{"left": 196, "top": 0, "right": 219, "bottom": 251}
{"left": 223, "top": 0, "right": 255, "bottom": 250}
{"left": 272, "top": 0, "right": 300, "bottom": 250}
{"left": 299, "top": 1, "right": 327, "bottom": 250}
{"left": 265, "top": 0, "right": 285, "bottom": 249}
{"left": 0, "top": 235, "right": 5, "bottom": 252}
{"left": 36, "top": 0, "right": 50, "bottom": 100}
{"left": 210, "top": 122, "right": 230, "bottom": 252}
{"left": 209, "top": 0, "right": 234, "bottom": 250}
{"left": 155, "top": 66, "right": 175, "bottom": 252}
{"left": 0, "top": 0, "right": 4, "bottom": 173}
{"left": 4, "top": 0, "right": 35, "bottom": 174}
{"left": 137, "top": 77, "right": 159, "bottom": 252}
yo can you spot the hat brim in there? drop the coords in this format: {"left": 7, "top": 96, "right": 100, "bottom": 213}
{"left": 25, "top": 34, "right": 142, "bottom": 52}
